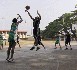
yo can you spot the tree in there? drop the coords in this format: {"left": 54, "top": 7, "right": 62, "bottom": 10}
{"left": 41, "top": 10, "right": 77, "bottom": 39}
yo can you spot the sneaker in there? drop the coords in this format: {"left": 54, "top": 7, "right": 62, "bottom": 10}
{"left": 44, "top": 47, "right": 45, "bottom": 49}
{"left": 19, "top": 45, "right": 21, "bottom": 48}
{"left": 54, "top": 47, "right": 57, "bottom": 49}
{"left": 70, "top": 48, "right": 72, "bottom": 50}
{"left": 6, "top": 58, "right": 9, "bottom": 61}
{"left": 30, "top": 47, "right": 35, "bottom": 50}
{"left": 60, "top": 47, "right": 62, "bottom": 50}
{"left": 65, "top": 48, "right": 68, "bottom": 50}
{"left": 36, "top": 47, "right": 40, "bottom": 51}
{"left": 9, "top": 58, "right": 14, "bottom": 61}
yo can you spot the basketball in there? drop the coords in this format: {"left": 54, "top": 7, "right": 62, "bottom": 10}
{"left": 25, "top": 6, "right": 30, "bottom": 10}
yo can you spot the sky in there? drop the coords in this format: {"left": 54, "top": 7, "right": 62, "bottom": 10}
{"left": 0, "top": 0, "right": 77, "bottom": 35}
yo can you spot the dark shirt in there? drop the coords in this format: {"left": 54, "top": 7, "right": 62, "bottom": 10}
{"left": 8, "top": 31, "right": 15, "bottom": 42}
{"left": 65, "top": 34, "right": 71, "bottom": 41}
{"left": 33, "top": 18, "right": 40, "bottom": 29}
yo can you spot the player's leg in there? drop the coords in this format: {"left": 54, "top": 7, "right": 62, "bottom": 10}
{"left": 30, "top": 29, "right": 37, "bottom": 50}
{"left": 10, "top": 41, "right": 16, "bottom": 60}
{"left": 6, "top": 41, "right": 12, "bottom": 60}
{"left": 65, "top": 40, "right": 68, "bottom": 50}
{"left": 36, "top": 37, "right": 41, "bottom": 51}
{"left": 59, "top": 43, "right": 62, "bottom": 49}
{"left": 6, "top": 47, "right": 11, "bottom": 60}
{"left": 17, "top": 41, "right": 21, "bottom": 48}
{"left": 30, "top": 41, "right": 36, "bottom": 50}
{"left": 1, "top": 44, "right": 3, "bottom": 49}
{"left": 69, "top": 41, "right": 72, "bottom": 50}
{"left": 10, "top": 47, "right": 14, "bottom": 61}
{"left": 39, "top": 41, "right": 45, "bottom": 49}
{"left": 36, "top": 39, "right": 40, "bottom": 51}
{"left": 54, "top": 42, "right": 57, "bottom": 49}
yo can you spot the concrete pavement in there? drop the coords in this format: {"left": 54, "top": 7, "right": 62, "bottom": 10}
{"left": 0, "top": 41, "right": 77, "bottom": 70}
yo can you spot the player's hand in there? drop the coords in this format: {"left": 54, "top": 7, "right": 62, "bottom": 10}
{"left": 17, "top": 14, "right": 21, "bottom": 18}
{"left": 25, "top": 10, "right": 28, "bottom": 12}
{"left": 25, "top": 10, "right": 27, "bottom": 12}
{"left": 17, "top": 14, "right": 19, "bottom": 15}
{"left": 37, "top": 10, "right": 38, "bottom": 14}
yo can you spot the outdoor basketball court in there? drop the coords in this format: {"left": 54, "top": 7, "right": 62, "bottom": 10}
{"left": 0, "top": 41, "right": 77, "bottom": 70}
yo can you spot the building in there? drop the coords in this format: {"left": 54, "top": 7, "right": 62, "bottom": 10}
{"left": 0, "top": 30, "right": 27, "bottom": 39}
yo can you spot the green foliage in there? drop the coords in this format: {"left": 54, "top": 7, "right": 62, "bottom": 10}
{"left": 41, "top": 10, "right": 77, "bottom": 39}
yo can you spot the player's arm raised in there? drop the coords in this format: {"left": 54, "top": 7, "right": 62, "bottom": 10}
{"left": 37, "top": 10, "right": 41, "bottom": 20}
{"left": 26, "top": 11, "right": 34, "bottom": 20}
{"left": 17, "top": 14, "right": 23, "bottom": 24}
